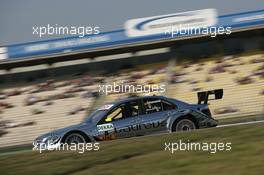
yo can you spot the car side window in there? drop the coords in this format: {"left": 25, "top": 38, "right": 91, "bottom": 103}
{"left": 127, "top": 100, "right": 140, "bottom": 117}
{"left": 143, "top": 98, "right": 162, "bottom": 114}
{"left": 162, "top": 100, "right": 177, "bottom": 111}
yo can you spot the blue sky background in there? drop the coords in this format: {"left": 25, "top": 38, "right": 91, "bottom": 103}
{"left": 0, "top": 0, "right": 263, "bottom": 45}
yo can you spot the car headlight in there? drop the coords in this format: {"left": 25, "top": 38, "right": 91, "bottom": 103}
{"left": 42, "top": 135, "right": 61, "bottom": 144}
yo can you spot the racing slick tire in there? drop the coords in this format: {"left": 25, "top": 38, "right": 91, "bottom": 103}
{"left": 64, "top": 132, "right": 87, "bottom": 144}
{"left": 172, "top": 117, "right": 197, "bottom": 132}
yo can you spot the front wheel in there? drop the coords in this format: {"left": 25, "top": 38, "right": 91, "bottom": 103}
{"left": 64, "top": 133, "right": 86, "bottom": 144}
{"left": 172, "top": 118, "right": 197, "bottom": 132}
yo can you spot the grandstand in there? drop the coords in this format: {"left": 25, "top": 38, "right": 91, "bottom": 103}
{"left": 99, "top": 52, "right": 264, "bottom": 119}
{"left": 0, "top": 51, "right": 263, "bottom": 147}
{"left": 168, "top": 53, "right": 264, "bottom": 119}
{"left": 0, "top": 75, "right": 99, "bottom": 147}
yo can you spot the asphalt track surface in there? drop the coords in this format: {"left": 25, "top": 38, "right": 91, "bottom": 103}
{"left": 0, "top": 119, "right": 264, "bottom": 156}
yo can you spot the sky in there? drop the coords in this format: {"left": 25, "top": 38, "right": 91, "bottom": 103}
{"left": 0, "top": 0, "right": 263, "bottom": 45}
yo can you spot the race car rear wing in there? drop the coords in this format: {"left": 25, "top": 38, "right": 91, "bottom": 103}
{"left": 197, "top": 89, "right": 223, "bottom": 104}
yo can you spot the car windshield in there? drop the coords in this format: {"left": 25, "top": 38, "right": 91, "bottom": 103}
{"left": 83, "top": 109, "right": 107, "bottom": 124}
{"left": 83, "top": 104, "right": 115, "bottom": 123}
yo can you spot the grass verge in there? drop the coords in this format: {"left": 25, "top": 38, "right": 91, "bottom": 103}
{"left": 0, "top": 123, "right": 263, "bottom": 175}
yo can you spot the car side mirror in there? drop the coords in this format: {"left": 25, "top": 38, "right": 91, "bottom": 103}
{"left": 105, "top": 118, "right": 112, "bottom": 122}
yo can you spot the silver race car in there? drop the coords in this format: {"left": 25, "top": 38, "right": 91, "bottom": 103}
{"left": 33, "top": 89, "right": 223, "bottom": 148}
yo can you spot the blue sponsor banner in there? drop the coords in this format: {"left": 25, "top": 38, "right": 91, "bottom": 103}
{"left": 5, "top": 9, "right": 264, "bottom": 60}
{"left": 7, "top": 30, "right": 126, "bottom": 59}
{"left": 218, "top": 9, "right": 264, "bottom": 28}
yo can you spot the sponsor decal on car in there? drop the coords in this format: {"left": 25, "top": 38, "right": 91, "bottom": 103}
{"left": 115, "top": 121, "right": 167, "bottom": 133}
{"left": 97, "top": 123, "right": 114, "bottom": 132}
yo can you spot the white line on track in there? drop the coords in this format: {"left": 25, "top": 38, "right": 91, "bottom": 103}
{"left": 217, "top": 120, "right": 264, "bottom": 128}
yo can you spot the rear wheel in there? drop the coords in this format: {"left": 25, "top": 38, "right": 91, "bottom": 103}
{"left": 172, "top": 118, "right": 197, "bottom": 132}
